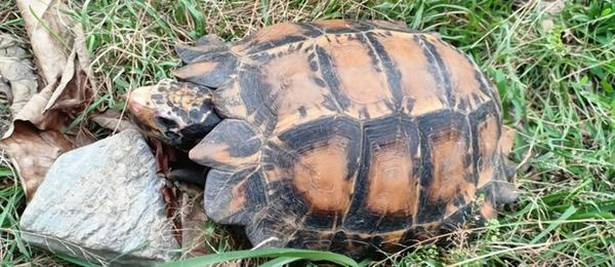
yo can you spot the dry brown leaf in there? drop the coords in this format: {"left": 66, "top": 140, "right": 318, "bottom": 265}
{"left": 6, "top": 82, "right": 64, "bottom": 134}
{"left": 17, "top": 0, "right": 74, "bottom": 84}
{"left": 0, "top": 0, "right": 96, "bottom": 200}
{"left": 1, "top": 121, "right": 73, "bottom": 200}
{"left": 541, "top": 0, "right": 566, "bottom": 15}
{"left": 176, "top": 184, "right": 210, "bottom": 258}
{"left": 151, "top": 138, "right": 180, "bottom": 175}
{"left": 11, "top": 0, "right": 94, "bottom": 131}
{"left": 91, "top": 110, "right": 138, "bottom": 133}
{"left": 500, "top": 125, "right": 516, "bottom": 156}
{"left": 0, "top": 34, "right": 37, "bottom": 115}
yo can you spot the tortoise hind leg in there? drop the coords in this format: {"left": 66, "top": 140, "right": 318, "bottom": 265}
{"left": 244, "top": 205, "right": 333, "bottom": 251}
{"left": 494, "top": 126, "right": 520, "bottom": 204}
{"left": 204, "top": 168, "right": 267, "bottom": 225}
{"left": 244, "top": 207, "right": 299, "bottom": 248}
{"left": 472, "top": 126, "right": 519, "bottom": 222}
{"left": 493, "top": 157, "right": 520, "bottom": 204}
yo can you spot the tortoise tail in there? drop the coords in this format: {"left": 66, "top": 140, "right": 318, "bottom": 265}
{"left": 173, "top": 35, "right": 238, "bottom": 88}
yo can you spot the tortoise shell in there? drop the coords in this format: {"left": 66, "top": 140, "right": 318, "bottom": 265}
{"left": 127, "top": 20, "right": 517, "bottom": 257}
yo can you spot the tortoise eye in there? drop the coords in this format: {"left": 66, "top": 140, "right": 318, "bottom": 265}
{"left": 155, "top": 116, "right": 179, "bottom": 129}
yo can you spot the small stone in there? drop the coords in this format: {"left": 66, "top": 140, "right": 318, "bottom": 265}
{"left": 542, "top": 19, "right": 554, "bottom": 32}
{"left": 20, "top": 129, "right": 179, "bottom": 266}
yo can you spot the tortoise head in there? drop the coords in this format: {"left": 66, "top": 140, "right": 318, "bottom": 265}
{"left": 126, "top": 79, "right": 221, "bottom": 149}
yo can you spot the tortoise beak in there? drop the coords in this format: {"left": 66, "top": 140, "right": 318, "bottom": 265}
{"left": 126, "top": 85, "right": 157, "bottom": 131}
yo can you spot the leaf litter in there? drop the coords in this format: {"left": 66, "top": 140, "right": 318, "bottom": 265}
{"left": 0, "top": 0, "right": 96, "bottom": 200}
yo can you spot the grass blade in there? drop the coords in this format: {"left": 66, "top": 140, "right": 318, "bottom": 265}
{"left": 530, "top": 205, "right": 577, "bottom": 244}
{"left": 157, "top": 248, "right": 359, "bottom": 267}
{"left": 55, "top": 254, "right": 100, "bottom": 267}
{"left": 0, "top": 167, "right": 13, "bottom": 177}
{"left": 260, "top": 256, "right": 301, "bottom": 267}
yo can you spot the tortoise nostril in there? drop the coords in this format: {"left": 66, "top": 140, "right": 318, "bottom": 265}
{"left": 155, "top": 116, "right": 179, "bottom": 129}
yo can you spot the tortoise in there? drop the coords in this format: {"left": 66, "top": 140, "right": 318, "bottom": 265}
{"left": 126, "top": 20, "right": 518, "bottom": 257}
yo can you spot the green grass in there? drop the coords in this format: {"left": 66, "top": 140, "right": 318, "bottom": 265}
{"left": 2, "top": 0, "right": 615, "bottom": 266}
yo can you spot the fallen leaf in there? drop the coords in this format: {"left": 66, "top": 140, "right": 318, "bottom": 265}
{"left": 176, "top": 184, "right": 210, "bottom": 258}
{"left": 500, "top": 125, "right": 516, "bottom": 156}
{"left": 541, "top": 0, "right": 565, "bottom": 15}
{"left": 0, "top": 34, "right": 37, "bottom": 115}
{"left": 1, "top": 121, "right": 73, "bottom": 200}
{"left": 91, "top": 110, "right": 139, "bottom": 133}
{"left": 0, "top": 0, "right": 96, "bottom": 200}
{"left": 11, "top": 0, "right": 94, "bottom": 131}
{"left": 17, "top": 0, "right": 74, "bottom": 84}
{"left": 0, "top": 78, "right": 11, "bottom": 133}
{"left": 151, "top": 138, "right": 180, "bottom": 175}
{"left": 161, "top": 181, "right": 181, "bottom": 244}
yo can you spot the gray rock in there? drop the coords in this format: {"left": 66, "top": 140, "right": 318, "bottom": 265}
{"left": 20, "top": 129, "right": 179, "bottom": 266}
